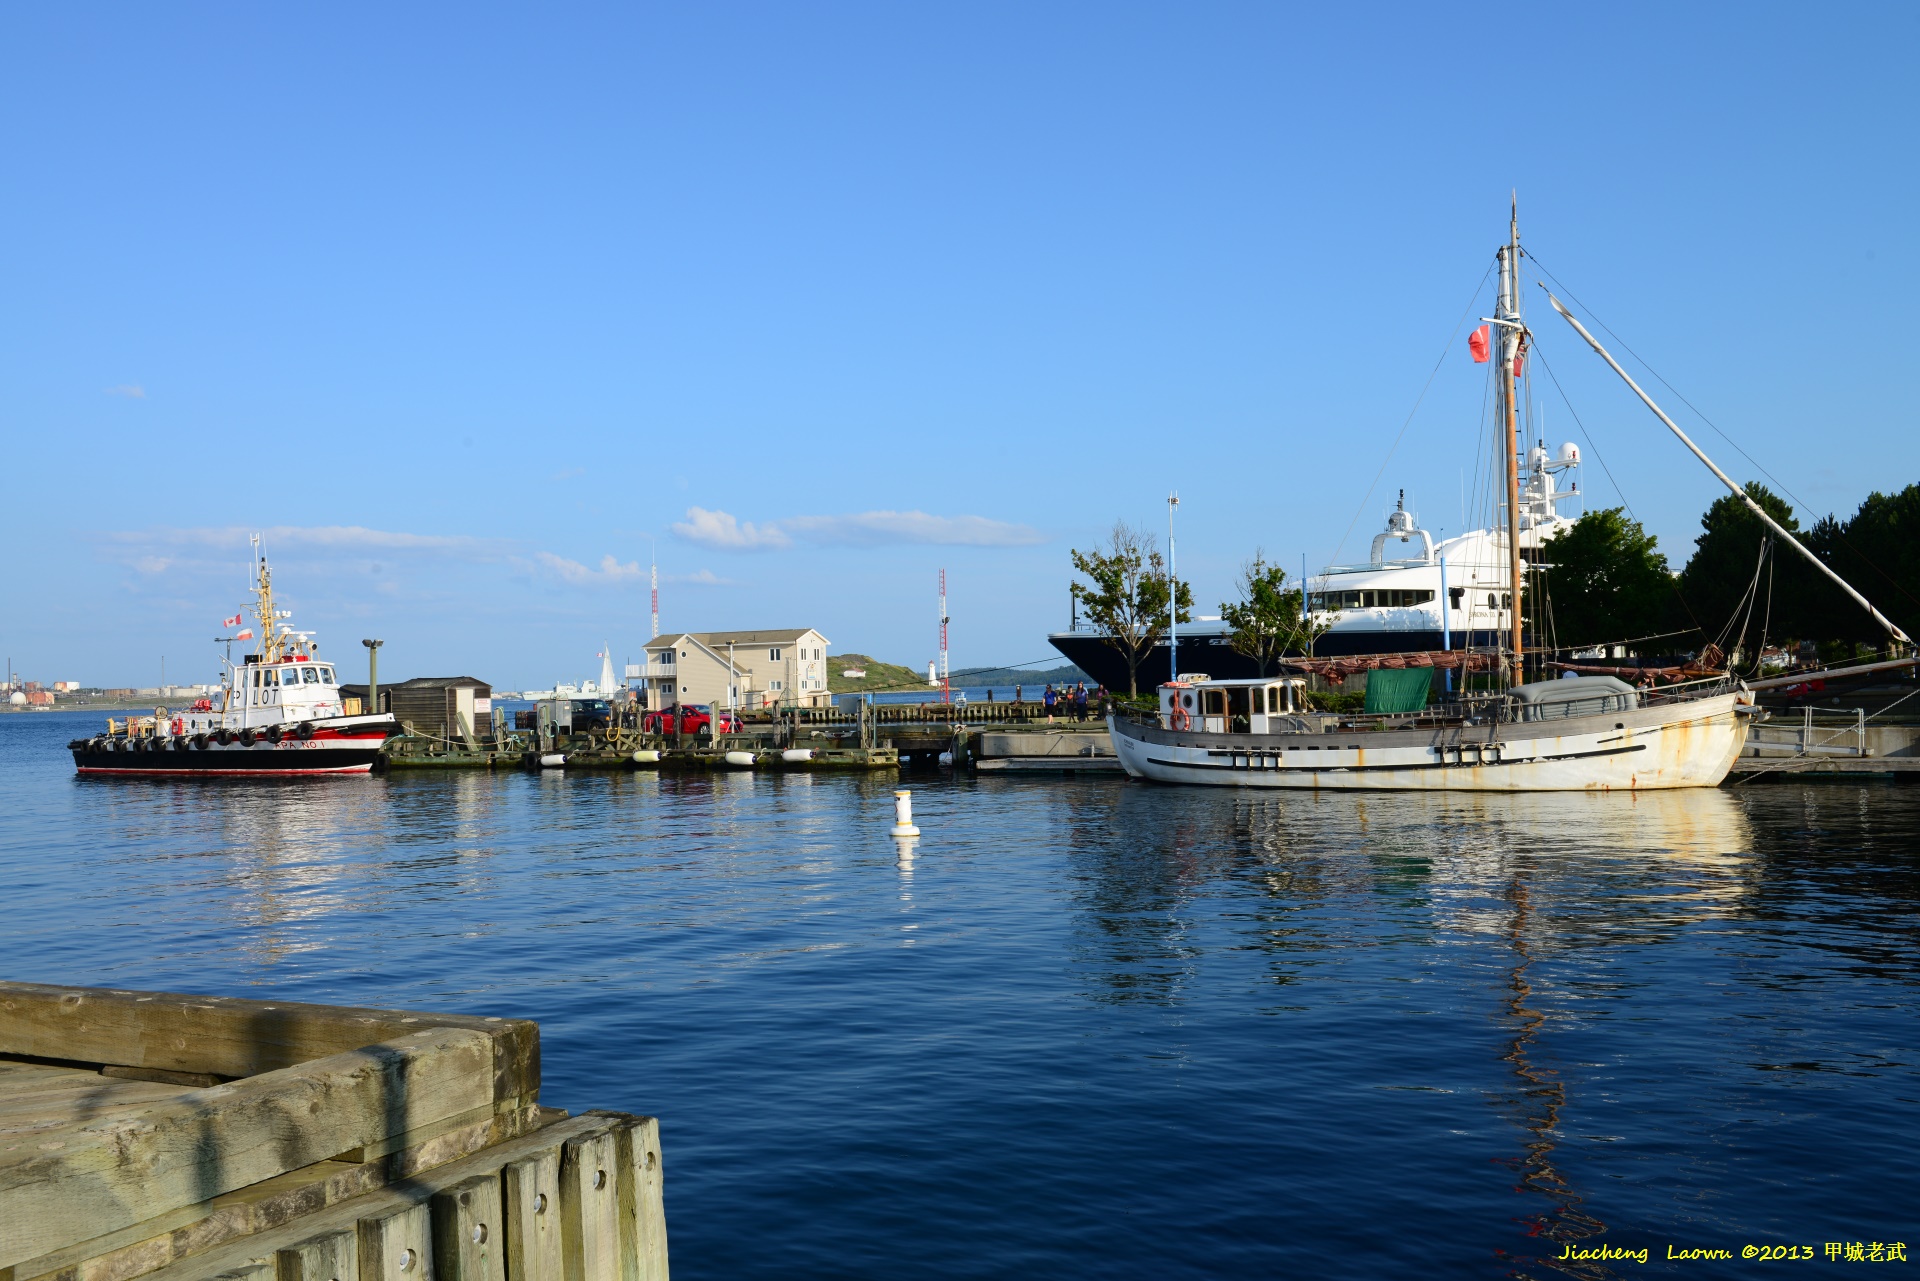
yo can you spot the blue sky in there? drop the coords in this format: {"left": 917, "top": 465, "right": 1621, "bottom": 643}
{"left": 3, "top": 4, "right": 1914, "bottom": 689}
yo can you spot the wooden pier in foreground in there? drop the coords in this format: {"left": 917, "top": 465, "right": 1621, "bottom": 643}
{"left": 0, "top": 983, "right": 666, "bottom": 1281}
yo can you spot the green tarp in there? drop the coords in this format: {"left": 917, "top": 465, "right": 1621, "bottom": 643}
{"left": 1363, "top": 667, "right": 1432, "bottom": 714}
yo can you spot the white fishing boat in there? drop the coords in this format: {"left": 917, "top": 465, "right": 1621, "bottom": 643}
{"left": 68, "top": 544, "right": 398, "bottom": 776}
{"left": 1108, "top": 203, "right": 1910, "bottom": 792}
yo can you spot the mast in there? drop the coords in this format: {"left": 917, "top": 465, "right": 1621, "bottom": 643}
{"left": 1546, "top": 293, "right": 1912, "bottom": 647}
{"left": 251, "top": 534, "right": 281, "bottom": 663}
{"left": 1496, "top": 197, "right": 1526, "bottom": 684}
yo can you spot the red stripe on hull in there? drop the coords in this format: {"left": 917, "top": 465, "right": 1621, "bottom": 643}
{"left": 75, "top": 765, "right": 374, "bottom": 777}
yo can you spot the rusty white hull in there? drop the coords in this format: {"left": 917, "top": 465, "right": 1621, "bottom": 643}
{"left": 1107, "top": 692, "right": 1752, "bottom": 792}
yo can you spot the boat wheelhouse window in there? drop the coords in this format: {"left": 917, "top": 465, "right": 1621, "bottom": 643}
{"left": 320, "top": 668, "right": 334, "bottom": 684}
{"left": 251, "top": 670, "right": 262, "bottom": 687}
{"left": 302, "top": 667, "right": 319, "bottom": 683}
{"left": 1450, "top": 587, "right": 1465, "bottom": 609}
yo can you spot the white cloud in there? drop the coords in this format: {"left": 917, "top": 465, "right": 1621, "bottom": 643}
{"left": 106, "top": 384, "right": 146, "bottom": 399}
{"left": 783, "top": 510, "right": 1045, "bottom": 547}
{"left": 669, "top": 506, "right": 1044, "bottom": 551}
{"left": 533, "top": 552, "right": 645, "bottom": 585}
{"left": 670, "top": 507, "right": 792, "bottom": 550}
{"left": 667, "top": 568, "right": 737, "bottom": 586}
{"left": 106, "top": 525, "right": 490, "bottom": 553}
{"left": 133, "top": 556, "right": 172, "bottom": 574}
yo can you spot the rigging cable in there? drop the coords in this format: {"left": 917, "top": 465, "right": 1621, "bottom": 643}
{"left": 1529, "top": 339, "right": 1710, "bottom": 646}
{"left": 1526, "top": 253, "right": 1920, "bottom": 615}
{"left": 1325, "top": 261, "right": 1494, "bottom": 568}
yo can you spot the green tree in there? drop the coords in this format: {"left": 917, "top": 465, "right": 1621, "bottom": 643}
{"left": 1070, "top": 521, "right": 1192, "bottom": 695}
{"left": 1809, "top": 484, "right": 1920, "bottom": 648}
{"left": 1675, "top": 483, "right": 1807, "bottom": 647}
{"left": 1540, "top": 508, "right": 1672, "bottom": 649}
{"left": 1220, "top": 552, "right": 1317, "bottom": 676}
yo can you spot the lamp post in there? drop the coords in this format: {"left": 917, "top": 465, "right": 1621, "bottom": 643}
{"left": 1167, "top": 493, "right": 1180, "bottom": 684}
{"left": 361, "top": 639, "right": 383, "bottom": 717}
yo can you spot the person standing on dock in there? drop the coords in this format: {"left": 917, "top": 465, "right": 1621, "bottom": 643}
{"left": 1073, "top": 683, "right": 1088, "bottom": 720}
{"left": 1044, "top": 684, "right": 1057, "bottom": 724}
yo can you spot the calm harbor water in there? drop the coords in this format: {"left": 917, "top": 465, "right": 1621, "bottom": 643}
{"left": 4, "top": 709, "right": 1916, "bottom": 1277}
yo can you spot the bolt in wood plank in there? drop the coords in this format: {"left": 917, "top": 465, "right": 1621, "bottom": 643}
{"left": 277, "top": 1230, "right": 357, "bottom": 1281}
{"left": 557, "top": 1129, "right": 619, "bottom": 1281}
{"left": 602, "top": 1116, "right": 667, "bottom": 1281}
{"left": 431, "top": 1175, "right": 504, "bottom": 1281}
{"left": 211, "top": 1263, "right": 274, "bottom": 1281}
{"left": 501, "top": 1150, "right": 562, "bottom": 1281}
{"left": 356, "top": 1202, "right": 431, "bottom": 1281}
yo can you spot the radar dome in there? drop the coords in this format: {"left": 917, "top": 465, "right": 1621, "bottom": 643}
{"left": 1559, "top": 441, "right": 1581, "bottom": 463}
{"left": 7, "top": 691, "right": 25, "bottom": 707}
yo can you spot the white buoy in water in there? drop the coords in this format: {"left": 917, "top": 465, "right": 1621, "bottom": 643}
{"left": 781, "top": 748, "right": 814, "bottom": 763}
{"left": 890, "top": 789, "right": 920, "bottom": 837}
{"left": 632, "top": 749, "right": 660, "bottom": 763}
{"left": 538, "top": 754, "right": 566, "bottom": 769}
{"left": 724, "top": 750, "right": 756, "bottom": 767}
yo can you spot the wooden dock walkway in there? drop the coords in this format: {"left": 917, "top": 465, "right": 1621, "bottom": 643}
{"left": 0, "top": 983, "right": 665, "bottom": 1281}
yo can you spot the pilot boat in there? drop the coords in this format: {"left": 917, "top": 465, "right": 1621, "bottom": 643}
{"left": 1107, "top": 202, "right": 1910, "bottom": 792}
{"left": 68, "top": 549, "right": 398, "bottom": 776}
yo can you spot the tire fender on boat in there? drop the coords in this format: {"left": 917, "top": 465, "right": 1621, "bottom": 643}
{"left": 297, "top": 721, "right": 315, "bottom": 740}
{"left": 239, "top": 728, "right": 256, "bottom": 747}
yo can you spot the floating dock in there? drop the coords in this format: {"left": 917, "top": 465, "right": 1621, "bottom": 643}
{"left": 0, "top": 982, "right": 666, "bottom": 1281}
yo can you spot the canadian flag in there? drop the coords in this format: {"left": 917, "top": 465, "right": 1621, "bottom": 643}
{"left": 223, "top": 613, "right": 243, "bottom": 628}
{"left": 1468, "top": 325, "right": 1490, "bottom": 363}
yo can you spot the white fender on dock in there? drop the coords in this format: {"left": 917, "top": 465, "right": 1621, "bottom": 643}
{"left": 538, "top": 754, "right": 567, "bottom": 769}
{"left": 632, "top": 749, "right": 661, "bottom": 763}
{"left": 724, "top": 750, "right": 756, "bottom": 767}
{"left": 781, "top": 748, "right": 814, "bottom": 763}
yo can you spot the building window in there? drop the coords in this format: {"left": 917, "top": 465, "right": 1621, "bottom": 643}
{"left": 769, "top": 648, "right": 782, "bottom": 661}
{"left": 770, "top": 680, "right": 783, "bottom": 691}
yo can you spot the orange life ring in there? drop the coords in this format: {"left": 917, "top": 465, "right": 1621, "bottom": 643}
{"left": 1169, "top": 702, "right": 1191, "bottom": 732}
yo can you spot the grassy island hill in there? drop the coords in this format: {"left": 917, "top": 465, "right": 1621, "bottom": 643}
{"left": 827, "top": 654, "right": 931, "bottom": 695}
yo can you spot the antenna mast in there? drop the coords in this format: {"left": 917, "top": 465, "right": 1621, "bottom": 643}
{"left": 939, "top": 569, "right": 950, "bottom": 704}
{"left": 650, "top": 543, "right": 659, "bottom": 641}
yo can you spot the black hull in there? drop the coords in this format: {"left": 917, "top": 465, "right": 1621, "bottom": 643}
{"left": 1048, "top": 629, "right": 1514, "bottom": 693}
{"left": 71, "top": 744, "right": 382, "bottom": 776}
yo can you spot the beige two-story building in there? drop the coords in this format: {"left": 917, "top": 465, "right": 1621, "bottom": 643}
{"left": 644, "top": 629, "right": 832, "bottom": 710}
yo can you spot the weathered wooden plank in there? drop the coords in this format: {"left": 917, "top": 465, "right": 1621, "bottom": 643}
{"left": 355, "top": 1203, "right": 429, "bottom": 1281}
{"left": 0, "top": 985, "right": 539, "bottom": 1111}
{"left": 501, "top": 1150, "right": 562, "bottom": 1281}
{"left": 431, "top": 1176, "right": 503, "bottom": 1281}
{"left": 276, "top": 1229, "right": 357, "bottom": 1281}
{"left": 599, "top": 1117, "right": 666, "bottom": 1281}
{"left": 108, "top": 1117, "right": 620, "bottom": 1281}
{"left": 0, "top": 1029, "right": 494, "bottom": 1272}
{"left": 557, "top": 1129, "right": 619, "bottom": 1281}
{"left": 17, "top": 1107, "right": 549, "bottom": 1281}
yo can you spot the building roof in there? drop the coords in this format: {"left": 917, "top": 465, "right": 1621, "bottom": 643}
{"left": 646, "top": 629, "right": 827, "bottom": 649}
{"left": 341, "top": 676, "right": 491, "bottom": 692}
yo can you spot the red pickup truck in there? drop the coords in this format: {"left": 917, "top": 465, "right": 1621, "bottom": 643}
{"left": 642, "top": 704, "right": 742, "bottom": 736}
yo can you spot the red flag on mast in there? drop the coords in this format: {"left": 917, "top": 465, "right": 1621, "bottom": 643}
{"left": 1468, "top": 325, "right": 1490, "bottom": 362}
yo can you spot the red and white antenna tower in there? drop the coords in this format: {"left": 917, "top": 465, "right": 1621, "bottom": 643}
{"left": 938, "top": 568, "right": 951, "bottom": 704}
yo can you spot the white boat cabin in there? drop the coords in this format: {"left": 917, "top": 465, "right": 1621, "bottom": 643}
{"left": 231, "top": 653, "right": 347, "bottom": 726}
{"left": 1159, "top": 677, "right": 1306, "bottom": 734}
